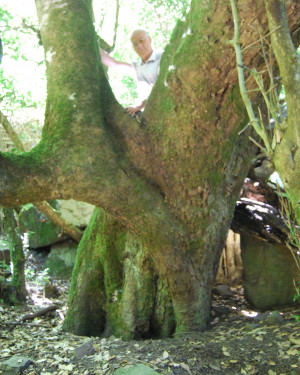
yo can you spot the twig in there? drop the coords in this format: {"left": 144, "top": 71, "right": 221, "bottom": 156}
{"left": 242, "top": 26, "right": 281, "bottom": 52}
{"left": 111, "top": 0, "right": 120, "bottom": 50}
{"left": 230, "top": 0, "right": 272, "bottom": 156}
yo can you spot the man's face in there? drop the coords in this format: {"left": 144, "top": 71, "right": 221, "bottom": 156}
{"left": 131, "top": 30, "right": 153, "bottom": 62}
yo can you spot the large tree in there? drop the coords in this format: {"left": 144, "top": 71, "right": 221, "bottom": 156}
{"left": 0, "top": 0, "right": 299, "bottom": 338}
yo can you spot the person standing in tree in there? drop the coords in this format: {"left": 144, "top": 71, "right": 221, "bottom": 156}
{"left": 100, "top": 29, "right": 163, "bottom": 115}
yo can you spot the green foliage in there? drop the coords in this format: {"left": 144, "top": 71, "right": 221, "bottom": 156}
{"left": 0, "top": 260, "right": 10, "bottom": 275}
{"left": 25, "top": 267, "right": 50, "bottom": 286}
{"left": 276, "top": 188, "right": 300, "bottom": 320}
{"left": 94, "top": 0, "right": 189, "bottom": 106}
{"left": 293, "top": 281, "right": 300, "bottom": 323}
{"left": 0, "top": 6, "right": 44, "bottom": 112}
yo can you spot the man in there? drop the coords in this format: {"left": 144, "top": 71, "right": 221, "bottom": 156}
{"left": 100, "top": 29, "right": 163, "bottom": 115}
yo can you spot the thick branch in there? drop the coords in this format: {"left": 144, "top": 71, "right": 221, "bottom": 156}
{"left": 0, "top": 111, "right": 83, "bottom": 242}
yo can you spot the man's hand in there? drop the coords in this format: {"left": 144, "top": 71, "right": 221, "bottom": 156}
{"left": 125, "top": 100, "right": 146, "bottom": 115}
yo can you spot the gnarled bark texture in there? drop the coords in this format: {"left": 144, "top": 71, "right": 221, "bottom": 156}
{"left": 0, "top": 0, "right": 299, "bottom": 337}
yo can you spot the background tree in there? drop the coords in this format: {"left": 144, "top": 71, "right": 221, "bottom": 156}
{"left": 1, "top": 208, "right": 26, "bottom": 304}
{"left": 0, "top": 0, "right": 299, "bottom": 339}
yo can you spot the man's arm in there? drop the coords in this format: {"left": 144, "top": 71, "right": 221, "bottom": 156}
{"left": 125, "top": 100, "right": 146, "bottom": 115}
{"left": 100, "top": 49, "right": 133, "bottom": 74}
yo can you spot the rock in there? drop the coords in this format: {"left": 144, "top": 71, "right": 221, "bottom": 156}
{"left": 241, "top": 234, "right": 299, "bottom": 310}
{"left": 19, "top": 203, "right": 64, "bottom": 249}
{"left": 213, "top": 284, "right": 234, "bottom": 297}
{"left": 255, "top": 311, "right": 284, "bottom": 326}
{"left": 18, "top": 200, "right": 94, "bottom": 250}
{"left": 44, "top": 283, "right": 60, "bottom": 298}
{"left": 45, "top": 239, "right": 77, "bottom": 279}
{"left": 244, "top": 322, "right": 259, "bottom": 331}
{"left": 56, "top": 200, "right": 94, "bottom": 227}
{"left": 211, "top": 306, "right": 230, "bottom": 316}
{"left": 0, "top": 356, "right": 33, "bottom": 374}
{"left": 114, "top": 364, "right": 159, "bottom": 375}
{"left": 75, "top": 340, "right": 96, "bottom": 359}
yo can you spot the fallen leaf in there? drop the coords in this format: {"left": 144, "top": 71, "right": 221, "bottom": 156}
{"left": 289, "top": 334, "right": 300, "bottom": 346}
{"left": 180, "top": 363, "right": 192, "bottom": 375}
{"left": 59, "top": 364, "right": 74, "bottom": 371}
{"left": 286, "top": 348, "right": 299, "bottom": 356}
{"left": 209, "top": 364, "right": 220, "bottom": 371}
{"left": 222, "top": 346, "right": 230, "bottom": 356}
{"left": 94, "top": 354, "right": 103, "bottom": 362}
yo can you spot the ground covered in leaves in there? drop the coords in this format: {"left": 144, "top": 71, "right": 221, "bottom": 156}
{"left": 0, "top": 275, "right": 299, "bottom": 375}
{"left": 0, "top": 248, "right": 299, "bottom": 375}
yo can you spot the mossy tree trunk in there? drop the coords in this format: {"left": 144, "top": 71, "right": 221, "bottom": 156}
{"left": 263, "top": 0, "right": 300, "bottom": 223}
{"left": 63, "top": 208, "right": 175, "bottom": 339}
{"left": 2, "top": 208, "right": 26, "bottom": 304}
{"left": 0, "top": 0, "right": 299, "bottom": 337}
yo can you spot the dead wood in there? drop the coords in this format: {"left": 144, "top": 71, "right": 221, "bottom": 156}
{"left": 231, "top": 198, "right": 291, "bottom": 243}
{"left": 21, "top": 304, "right": 60, "bottom": 322}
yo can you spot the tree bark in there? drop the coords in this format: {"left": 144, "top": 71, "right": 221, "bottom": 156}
{"left": 2, "top": 208, "right": 26, "bottom": 304}
{"left": 0, "top": 0, "right": 299, "bottom": 337}
{"left": 263, "top": 0, "right": 300, "bottom": 224}
{"left": 0, "top": 110, "right": 83, "bottom": 243}
{"left": 63, "top": 208, "right": 175, "bottom": 339}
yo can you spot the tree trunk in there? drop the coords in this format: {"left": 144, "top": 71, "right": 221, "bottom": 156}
{"left": 2, "top": 208, "right": 26, "bottom": 304}
{"left": 63, "top": 208, "right": 175, "bottom": 339}
{"left": 263, "top": 0, "right": 300, "bottom": 224}
{"left": 0, "top": 0, "right": 299, "bottom": 337}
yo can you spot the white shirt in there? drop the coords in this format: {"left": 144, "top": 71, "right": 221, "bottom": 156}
{"left": 131, "top": 50, "right": 163, "bottom": 85}
{"left": 131, "top": 50, "right": 163, "bottom": 100}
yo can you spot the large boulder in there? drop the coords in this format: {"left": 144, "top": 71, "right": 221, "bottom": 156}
{"left": 18, "top": 200, "right": 94, "bottom": 249}
{"left": 45, "top": 239, "right": 78, "bottom": 279}
{"left": 56, "top": 199, "right": 94, "bottom": 227}
{"left": 241, "top": 234, "right": 299, "bottom": 310}
{"left": 19, "top": 203, "right": 63, "bottom": 249}
{"left": 232, "top": 198, "right": 299, "bottom": 310}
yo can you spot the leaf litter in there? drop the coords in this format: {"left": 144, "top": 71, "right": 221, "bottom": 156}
{"left": 0, "top": 277, "right": 299, "bottom": 375}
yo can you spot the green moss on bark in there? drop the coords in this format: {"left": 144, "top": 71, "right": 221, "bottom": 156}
{"left": 64, "top": 208, "right": 177, "bottom": 339}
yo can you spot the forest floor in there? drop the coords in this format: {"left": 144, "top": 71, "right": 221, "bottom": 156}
{"left": 0, "top": 270, "right": 299, "bottom": 375}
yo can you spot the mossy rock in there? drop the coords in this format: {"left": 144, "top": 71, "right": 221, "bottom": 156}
{"left": 45, "top": 240, "right": 78, "bottom": 279}
{"left": 241, "top": 234, "right": 299, "bottom": 310}
{"left": 19, "top": 203, "right": 63, "bottom": 249}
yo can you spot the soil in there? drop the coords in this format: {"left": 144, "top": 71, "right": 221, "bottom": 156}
{"left": 0, "top": 271, "right": 299, "bottom": 375}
